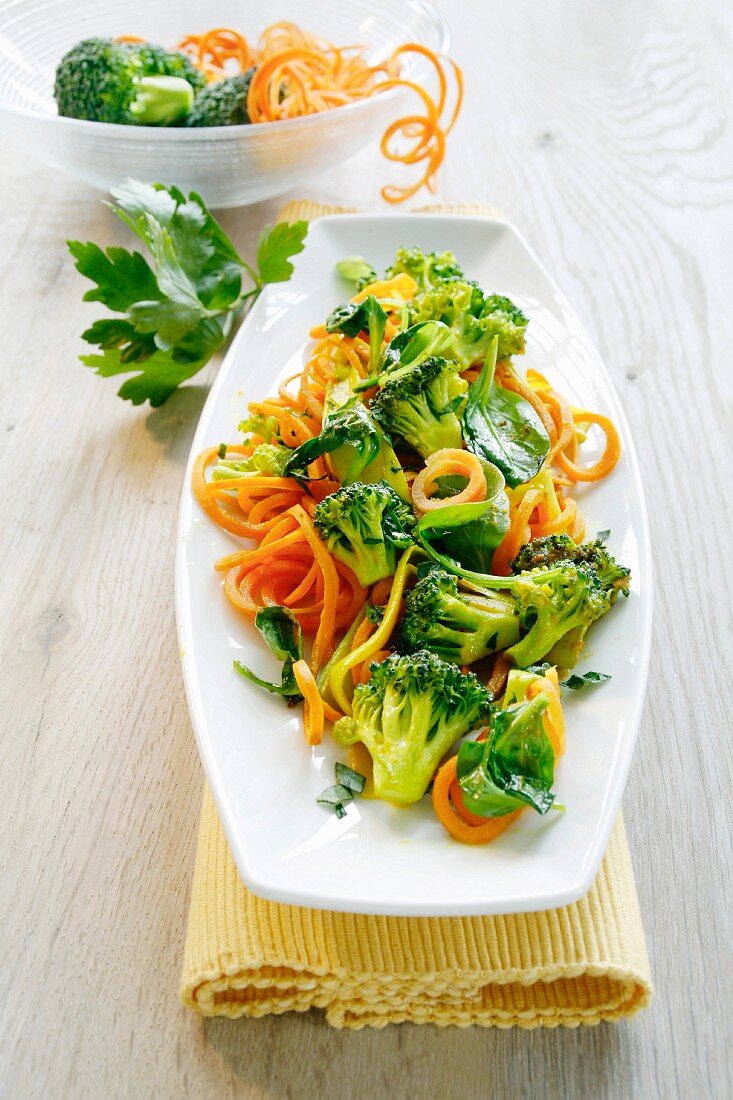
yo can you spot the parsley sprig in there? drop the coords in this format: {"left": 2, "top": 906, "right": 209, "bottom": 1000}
{"left": 69, "top": 179, "right": 308, "bottom": 406}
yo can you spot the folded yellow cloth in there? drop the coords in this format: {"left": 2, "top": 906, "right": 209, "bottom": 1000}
{"left": 180, "top": 200, "right": 653, "bottom": 1030}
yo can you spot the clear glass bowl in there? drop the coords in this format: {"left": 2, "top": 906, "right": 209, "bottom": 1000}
{"left": 0, "top": 0, "right": 448, "bottom": 207}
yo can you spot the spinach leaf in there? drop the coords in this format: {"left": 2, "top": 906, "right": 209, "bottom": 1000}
{"left": 233, "top": 606, "right": 303, "bottom": 699}
{"left": 456, "top": 696, "right": 557, "bottom": 818}
{"left": 378, "top": 320, "right": 454, "bottom": 377}
{"left": 283, "top": 399, "right": 382, "bottom": 482}
{"left": 463, "top": 336, "right": 550, "bottom": 488}
{"left": 439, "top": 459, "right": 510, "bottom": 573}
{"left": 561, "top": 671, "right": 611, "bottom": 690}
{"left": 326, "top": 295, "right": 387, "bottom": 376}
{"left": 415, "top": 489, "right": 509, "bottom": 576}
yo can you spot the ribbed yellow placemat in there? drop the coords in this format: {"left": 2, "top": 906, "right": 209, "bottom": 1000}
{"left": 180, "top": 201, "right": 652, "bottom": 1030}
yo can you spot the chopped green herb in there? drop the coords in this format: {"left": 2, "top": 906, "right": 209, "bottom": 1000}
{"left": 335, "top": 762, "right": 366, "bottom": 794}
{"left": 561, "top": 671, "right": 611, "bottom": 690}
{"left": 233, "top": 606, "right": 303, "bottom": 699}
{"left": 218, "top": 442, "right": 227, "bottom": 459}
{"left": 316, "top": 782, "right": 354, "bottom": 819}
{"left": 317, "top": 762, "right": 367, "bottom": 817}
{"left": 596, "top": 529, "right": 611, "bottom": 541}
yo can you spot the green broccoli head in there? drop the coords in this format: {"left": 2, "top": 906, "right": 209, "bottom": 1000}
{"left": 409, "top": 280, "right": 529, "bottom": 364}
{"left": 504, "top": 562, "right": 608, "bottom": 669}
{"left": 384, "top": 247, "right": 464, "bottom": 292}
{"left": 131, "top": 43, "right": 205, "bottom": 89}
{"left": 511, "top": 534, "right": 631, "bottom": 602}
{"left": 370, "top": 356, "right": 467, "bottom": 459}
{"left": 332, "top": 650, "right": 491, "bottom": 804}
{"left": 313, "top": 481, "right": 415, "bottom": 586}
{"left": 185, "top": 69, "right": 255, "bottom": 127}
{"left": 212, "top": 443, "right": 290, "bottom": 480}
{"left": 400, "top": 565, "right": 520, "bottom": 665}
{"left": 54, "top": 38, "right": 203, "bottom": 125}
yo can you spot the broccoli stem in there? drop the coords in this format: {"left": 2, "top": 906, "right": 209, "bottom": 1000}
{"left": 128, "top": 76, "right": 194, "bottom": 125}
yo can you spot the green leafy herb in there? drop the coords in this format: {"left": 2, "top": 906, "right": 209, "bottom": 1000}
{"left": 233, "top": 606, "right": 303, "bottom": 699}
{"left": 561, "top": 671, "right": 611, "bottom": 690}
{"left": 317, "top": 762, "right": 367, "bottom": 817}
{"left": 70, "top": 180, "right": 308, "bottom": 406}
{"left": 462, "top": 336, "right": 550, "bottom": 487}
{"left": 256, "top": 221, "right": 308, "bottom": 283}
{"left": 335, "top": 255, "right": 377, "bottom": 287}
{"left": 316, "top": 784, "right": 353, "bottom": 819}
{"left": 457, "top": 696, "right": 557, "bottom": 818}
{"left": 217, "top": 442, "right": 227, "bottom": 459}
{"left": 335, "top": 762, "right": 366, "bottom": 793}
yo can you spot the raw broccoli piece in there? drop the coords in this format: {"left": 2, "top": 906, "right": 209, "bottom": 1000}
{"left": 238, "top": 413, "right": 280, "bottom": 443}
{"left": 370, "top": 356, "right": 467, "bottom": 460}
{"left": 332, "top": 650, "right": 491, "bottom": 804}
{"left": 185, "top": 69, "right": 255, "bottom": 127}
{"left": 509, "top": 534, "right": 630, "bottom": 667}
{"left": 511, "top": 534, "right": 631, "bottom": 601}
{"left": 212, "top": 443, "right": 290, "bottom": 479}
{"left": 409, "top": 280, "right": 529, "bottom": 365}
{"left": 313, "top": 482, "right": 415, "bottom": 586}
{"left": 384, "top": 247, "right": 464, "bottom": 292}
{"left": 54, "top": 38, "right": 203, "bottom": 125}
{"left": 415, "top": 545, "right": 616, "bottom": 669}
{"left": 499, "top": 562, "right": 609, "bottom": 669}
{"left": 400, "top": 565, "right": 520, "bottom": 664}
{"left": 132, "top": 43, "right": 206, "bottom": 87}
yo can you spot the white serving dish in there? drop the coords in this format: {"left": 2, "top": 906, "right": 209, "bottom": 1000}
{"left": 176, "top": 213, "right": 652, "bottom": 915}
{"left": 0, "top": 0, "right": 447, "bottom": 207}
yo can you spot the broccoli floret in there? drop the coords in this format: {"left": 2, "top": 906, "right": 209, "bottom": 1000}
{"left": 384, "top": 247, "right": 464, "bottom": 292}
{"left": 370, "top": 356, "right": 467, "bottom": 460}
{"left": 212, "top": 443, "right": 290, "bottom": 479}
{"left": 503, "top": 562, "right": 609, "bottom": 669}
{"left": 409, "top": 280, "right": 529, "bottom": 365}
{"left": 400, "top": 566, "right": 520, "bottom": 664}
{"left": 186, "top": 69, "right": 255, "bottom": 127}
{"left": 132, "top": 43, "right": 206, "bottom": 88}
{"left": 332, "top": 650, "right": 491, "bottom": 804}
{"left": 238, "top": 413, "right": 279, "bottom": 443}
{"left": 54, "top": 38, "right": 203, "bottom": 125}
{"left": 509, "top": 535, "right": 630, "bottom": 668}
{"left": 511, "top": 534, "right": 631, "bottom": 601}
{"left": 313, "top": 482, "right": 415, "bottom": 586}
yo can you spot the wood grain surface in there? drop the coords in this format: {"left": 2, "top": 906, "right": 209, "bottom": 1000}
{"left": 1, "top": 0, "right": 732, "bottom": 1096}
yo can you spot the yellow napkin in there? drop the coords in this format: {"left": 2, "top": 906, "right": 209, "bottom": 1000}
{"left": 180, "top": 201, "right": 653, "bottom": 1030}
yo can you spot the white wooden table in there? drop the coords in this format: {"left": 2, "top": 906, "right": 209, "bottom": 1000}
{"left": 2, "top": 1, "right": 732, "bottom": 1095}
